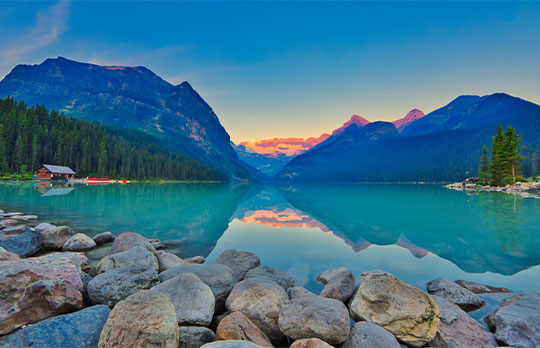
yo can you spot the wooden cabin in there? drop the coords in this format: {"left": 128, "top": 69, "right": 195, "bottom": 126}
{"left": 34, "top": 164, "right": 76, "bottom": 180}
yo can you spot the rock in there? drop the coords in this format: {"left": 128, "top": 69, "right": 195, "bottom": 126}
{"left": 278, "top": 291, "right": 350, "bottom": 344}
{"left": 160, "top": 263, "right": 236, "bottom": 312}
{"left": 0, "top": 262, "right": 83, "bottom": 334}
{"left": 108, "top": 231, "right": 156, "bottom": 255}
{"left": 287, "top": 286, "right": 315, "bottom": 300}
{"left": 34, "top": 222, "right": 56, "bottom": 232}
{"left": 63, "top": 233, "right": 97, "bottom": 251}
{"left": 226, "top": 277, "right": 289, "bottom": 342}
{"left": 0, "top": 212, "right": 23, "bottom": 217}
{"left": 290, "top": 338, "right": 334, "bottom": 348}
{"left": 211, "top": 311, "right": 231, "bottom": 331}
{"left": 342, "top": 322, "right": 400, "bottom": 348}
{"left": 185, "top": 255, "right": 206, "bottom": 264}
{"left": 0, "top": 219, "right": 17, "bottom": 228}
{"left": 427, "top": 278, "right": 486, "bottom": 311}
{"left": 0, "top": 305, "right": 110, "bottom": 348}
{"left": 0, "top": 246, "right": 20, "bottom": 261}
{"left": 151, "top": 272, "right": 215, "bottom": 326}
{"left": 88, "top": 263, "right": 159, "bottom": 307}
{"left": 96, "top": 246, "right": 159, "bottom": 274}
{"left": 12, "top": 214, "right": 38, "bottom": 221}
{"left": 178, "top": 326, "right": 216, "bottom": 348}
{"left": 98, "top": 290, "right": 178, "bottom": 348}
{"left": 484, "top": 295, "right": 540, "bottom": 348}
{"left": 148, "top": 238, "right": 165, "bottom": 249}
{"left": 430, "top": 295, "right": 496, "bottom": 348}
{"left": 0, "top": 229, "right": 43, "bottom": 257}
{"left": 455, "top": 279, "right": 512, "bottom": 294}
{"left": 216, "top": 311, "right": 274, "bottom": 348}
{"left": 81, "top": 272, "right": 93, "bottom": 305}
{"left": 93, "top": 231, "right": 116, "bottom": 245}
{"left": 40, "top": 225, "right": 74, "bottom": 250}
{"left": 1, "top": 224, "right": 30, "bottom": 236}
{"left": 202, "top": 341, "right": 265, "bottom": 348}
{"left": 349, "top": 270, "right": 440, "bottom": 347}
{"left": 215, "top": 249, "right": 261, "bottom": 281}
{"left": 156, "top": 249, "right": 184, "bottom": 272}
{"left": 245, "top": 265, "right": 294, "bottom": 290}
{"left": 316, "top": 267, "right": 355, "bottom": 303}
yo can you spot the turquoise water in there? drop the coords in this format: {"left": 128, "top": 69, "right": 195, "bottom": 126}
{"left": 2, "top": 182, "right": 540, "bottom": 317}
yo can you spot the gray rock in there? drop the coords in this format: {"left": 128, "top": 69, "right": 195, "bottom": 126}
{"left": 427, "top": 278, "right": 486, "bottom": 311}
{"left": 215, "top": 249, "right": 261, "bottom": 281}
{"left": 0, "top": 305, "right": 110, "bottom": 348}
{"left": 289, "top": 338, "right": 333, "bottom": 348}
{"left": 34, "top": 222, "right": 56, "bottom": 232}
{"left": 226, "top": 278, "right": 289, "bottom": 342}
{"left": 202, "top": 340, "right": 264, "bottom": 348}
{"left": 1, "top": 212, "right": 23, "bottom": 217}
{"left": 245, "top": 266, "right": 294, "bottom": 290}
{"left": 63, "top": 233, "right": 96, "bottom": 251}
{"left": 160, "top": 263, "right": 236, "bottom": 312}
{"left": 88, "top": 263, "right": 159, "bottom": 307}
{"left": 455, "top": 279, "right": 512, "bottom": 294}
{"left": 287, "top": 286, "right": 316, "bottom": 300}
{"left": 156, "top": 249, "right": 184, "bottom": 273}
{"left": 342, "top": 322, "right": 400, "bottom": 348}
{"left": 178, "top": 326, "right": 216, "bottom": 348}
{"left": 278, "top": 291, "right": 350, "bottom": 344}
{"left": 0, "top": 229, "right": 43, "bottom": 257}
{"left": 81, "top": 272, "right": 93, "bottom": 305}
{"left": 151, "top": 272, "right": 215, "bottom": 326}
{"left": 96, "top": 246, "right": 159, "bottom": 274}
{"left": 12, "top": 214, "right": 38, "bottom": 221}
{"left": 148, "top": 238, "right": 165, "bottom": 249}
{"left": 430, "top": 295, "right": 496, "bottom": 348}
{"left": 93, "top": 232, "right": 116, "bottom": 245}
{"left": 108, "top": 232, "right": 156, "bottom": 255}
{"left": 0, "top": 246, "right": 20, "bottom": 261}
{"left": 1, "top": 224, "right": 30, "bottom": 236}
{"left": 41, "top": 225, "right": 73, "bottom": 250}
{"left": 0, "top": 219, "right": 18, "bottom": 228}
{"left": 484, "top": 295, "right": 540, "bottom": 348}
{"left": 316, "top": 267, "right": 355, "bottom": 303}
{"left": 185, "top": 255, "right": 205, "bottom": 264}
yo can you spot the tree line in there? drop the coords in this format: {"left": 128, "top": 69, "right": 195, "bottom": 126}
{"left": 0, "top": 97, "right": 221, "bottom": 180}
{"left": 478, "top": 125, "right": 526, "bottom": 186}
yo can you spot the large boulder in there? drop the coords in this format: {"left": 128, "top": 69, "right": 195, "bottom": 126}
{"left": 151, "top": 272, "right": 215, "bottom": 326}
{"left": 156, "top": 250, "right": 184, "bottom": 273}
{"left": 245, "top": 266, "right": 294, "bottom": 290}
{"left": 202, "top": 341, "right": 265, "bottom": 348}
{"left": 455, "top": 279, "right": 512, "bottom": 294}
{"left": 349, "top": 271, "right": 440, "bottom": 347}
{"left": 430, "top": 295, "right": 496, "bottom": 348}
{"left": 342, "top": 322, "right": 400, "bottom": 348}
{"left": 40, "top": 225, "right": 73, "bottom": 250}
{"left": 108, "top": 232, "right": 156, "bottom": 255}
{"left": 0, "top": 229, "right": 43, "bottom": 257}
{"left": 427, "top": 278, "right": 485, "bottom": 312}
{"left": 63, "top": 233, "right": 97, "bottom": 251}
{"left": 278, "top": 291, "right": 350, "bottom": 344}
{"left": 96, "top": 246, "right": 159, "bottom": 274}
{"left": 0, "top": 246, "right": 20, "bottom": 261}
{"left": 88, "top": 263, "right": 159, "bottom": 307}
{"left": 178, "top": 326, "right": 216, "bottom": 348}
{"left": 226, "top": 277, "right": 289, "bottom": 342}
{"left": 316, "top": 267, "right": 355, "bottom": 303}
{"left": 160, "top": 263, "right": 236, "bottom": 312}
{"left": 216, "top": 311, "right": 274, "bottom": 348}
{"left": 0, "top": 305, "right": 110, "bottom": 348}
{"left": 215, "top": 249, "right": 261, "bottom": 281}
{"left": 290, "top": 338, "right": 334, "bottom": 348}
{"left": 0, "top": 262, "right": 83, "bottom": 334}
{"left": 484, "top": 295, "right": 540, "bottom": 348}
{"left": 93, "top": 231, "right": 116, "bottom": 245}
{"left": 98, "top": 290, "right": 178, "bottom": 348}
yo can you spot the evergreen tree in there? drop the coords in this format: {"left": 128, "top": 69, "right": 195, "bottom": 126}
{"left": 31, "top": 134, "right": 38, "bottom": 170}
{"left": 12, "top": 135, "right": 24, "bottom": 173}
{"left": 478, "top": 145, "right": 490, "bottom": 184}
{"left": 0, "top": 125, "right": 7, "bottom": 172}
{"left": 503, "top": 126, "right": 525, "bottom": 183}
{"left": 98, "top": 141, "right": 107, "bottom": 176}
{"left": 490, "top": 125, "right": 506, "bottom": 186}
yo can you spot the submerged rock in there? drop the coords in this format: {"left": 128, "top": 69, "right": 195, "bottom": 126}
{"left": 1, "top": 224, "right": 30, "bottom": 236}
{"left": 316, "top": 267, "right": 355, "bottom": 303}
{"left": 98, "top": 290, "right": 178, "bottom": 348}
{"left": 108, "top": 232, "right": 156, "bottom": 255}
{"left": 0, "top": 305, "right": 110, "bottom": 348}
{"left": 41, "top": 225, "right": 73, "bottom": 250}
{"left": 96, "top": 246, "right": 159, "bottom": 274}
{"left": 427, "top": 278, "right": 486, "bottom": 311}
{"left": 485, "top": 295, "right": 540, "bottom": 348}
{"left": 430, "top": 295, "right": 496, "bottom": 348}
{"left": 290, "top": 338, "right": 334, "bottom": 348}
{"left": 245, "top": 265, "right": 295, "bottom": 290}
{"left": 215, "top": 249, "right": 261, "bottom": 281}
{"left": 148, "top": 238, "right": 165, "bottom": 249}
{"left": 226, "top": 277, "right": 289, "bottom": 342}
{"left": 216, "top": 311, "right": 274, "bottom": 348}
{"left": 179, "top": 326, "right": 216, "bottom": 348}
{"left": 156, "top": 249, "right": 184, "bottom": 273}
{"left": 455, "top": 279, "right": 512, "bottom": 294}
{"left": 342, "top": 322, "right": 400, "bottom": 348}
{"left": 349, "top": 270, "right": 440, "bottom": 347}
{"left": 184, "top": 255, "right": 206, "bottom": 264}
{"left": 0, "top": 229, "right": 42, "bottom": 257}
{"left": 93, "top": 231, "right": 116, "bottom": 245}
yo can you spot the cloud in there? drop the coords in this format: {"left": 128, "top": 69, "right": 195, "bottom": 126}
{"left": 0, "top": 1, "right": 70, "bottom": 66}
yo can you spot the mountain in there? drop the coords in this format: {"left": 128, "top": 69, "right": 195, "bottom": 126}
{"left": 331, "top": 114, "right": 370, "bottom": 135}
{"left": 0, "top": 57, "right": 255, "bottom": 180}
{"left": 277, "top": 93, "right": 540, "bottom": 182}
{"left": 393, "top": 109, "right": 425, "bottom": 132}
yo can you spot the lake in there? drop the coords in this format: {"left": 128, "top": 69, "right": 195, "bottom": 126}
{"left": 2, "top": 181, "right": 540, "bottom": 319}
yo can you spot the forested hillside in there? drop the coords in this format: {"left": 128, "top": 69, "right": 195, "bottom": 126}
{"left": 0, "top": 97, "right": 221, "bottom": 180}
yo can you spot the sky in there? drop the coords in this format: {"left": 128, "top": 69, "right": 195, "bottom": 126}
{"left": 1, "top": 1, "right": 540, "bottom": 143}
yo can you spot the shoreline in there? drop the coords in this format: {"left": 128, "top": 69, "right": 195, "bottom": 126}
{"left": 444, "top": 181, "right": 540, "bottom": 199}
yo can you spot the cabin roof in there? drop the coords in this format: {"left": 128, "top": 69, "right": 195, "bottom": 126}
{"left": 41, "top": 164, "right": 76, "bottom": 175}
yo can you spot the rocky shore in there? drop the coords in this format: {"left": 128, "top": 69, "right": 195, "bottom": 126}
{"left": 445, "top": 181, "right": 540, "bottom": 199}
{"left": 1, "top": 208, "right": 540, "bottom": 348}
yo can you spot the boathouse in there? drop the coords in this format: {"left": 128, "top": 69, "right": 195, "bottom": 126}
{"left": 34, "top": 164, "right": 76, "bottom": 180}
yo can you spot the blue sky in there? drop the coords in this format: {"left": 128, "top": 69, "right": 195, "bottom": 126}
{"left": 1, "top": 1, "right": 540, "bottom": 142}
